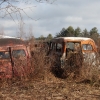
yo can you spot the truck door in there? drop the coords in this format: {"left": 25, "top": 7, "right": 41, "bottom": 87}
{"left": 11, "top": 47, "right": 31, "bottom": 78}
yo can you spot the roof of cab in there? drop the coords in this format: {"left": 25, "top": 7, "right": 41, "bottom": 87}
{"left": 51, "top": 37, "right": 94, "bottom": 42}
{"left": 0, "top": 38, "right": 25, "bottom": 46}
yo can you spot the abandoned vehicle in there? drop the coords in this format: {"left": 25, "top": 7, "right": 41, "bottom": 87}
{"left": 48, "top": 37, "right": 97, "bottom": 69}
{"left": 0, "top": 37, "right": 31, "bottom": 79}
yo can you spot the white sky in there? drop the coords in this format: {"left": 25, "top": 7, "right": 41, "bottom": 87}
{"left": 0, "top": 0, "right": 100, "bottom": 38}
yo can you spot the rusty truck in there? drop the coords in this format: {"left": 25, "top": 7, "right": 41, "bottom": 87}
{"left": 47, "top": 37, "right": 97, "bottom": 70}
{"left": 0, "top": 37, "right": 32, "bottom": 79}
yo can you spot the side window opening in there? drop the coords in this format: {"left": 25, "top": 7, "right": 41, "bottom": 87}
{"left": 12, "top": 49, "right": 26, "bottom": 58}
{"left": 49, "top": 42, "right": 53, "bottom": 50}
{"left": 48, "top": 42, "right": 62, "bottom": 53}
{"left": 52, "top": 43, "right": 56, "bottom": 50}
{"left": 0, "top": 51, "right": 10, "bottom": 59}
{"left": 82, "top": 44, "right": 92, "bottom": 50}
{"left": 56, "top": 43, "right": 62, "bottom": 52}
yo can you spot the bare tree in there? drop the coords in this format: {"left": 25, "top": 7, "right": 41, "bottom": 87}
{"left": 28, "top": 24, "right": 34, "bottom": 39}
{"left": 17, "top": 23, "right": 34, "bottom": 39}
{"left": 0, "top": 0, "right": 56, "bottom": 22}
{"left": 0, "top": 0, "right": 56, "bottom": 38}
{"left": 17, "top": 21, "right": 26, "bottom": 39}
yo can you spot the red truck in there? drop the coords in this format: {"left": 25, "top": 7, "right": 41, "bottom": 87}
{"left": 0, "top": 37, "right": 32, "bottom": 79}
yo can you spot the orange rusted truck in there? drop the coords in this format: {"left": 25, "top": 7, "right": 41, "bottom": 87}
{"left": 48, "top": 37, "right": 97, "bottom": 69}
{"left": 0, "top": 37, "right": 32, "bottom": 79}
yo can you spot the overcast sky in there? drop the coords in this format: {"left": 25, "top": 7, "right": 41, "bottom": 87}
{"left": 0, "top": 0, "right": 100, "bottom": 38}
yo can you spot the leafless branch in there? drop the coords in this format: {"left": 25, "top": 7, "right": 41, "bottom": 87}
{"left": 0, "top": 1, "right": 5, "bottom": 5}
{"left": 0, "top": 0, "right": 56, "bottom": 23}
{"left": 5, "top": 7, "right": 17, "bottom": 25}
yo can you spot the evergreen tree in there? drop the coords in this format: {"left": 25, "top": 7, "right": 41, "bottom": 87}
{"left": 67, "top": 26, "right": 75, "bottom": 36}
{"left": 82, "top": 29, "right": 89, "bottom": 37}
{"left": 74, "top": 27, "right": 81, "bottom": 37}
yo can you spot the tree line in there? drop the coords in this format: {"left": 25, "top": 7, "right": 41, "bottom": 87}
{"left": 38, "top": 26, "right": 100, "bottom": 44}
{"left": 56, "top": 26, "right": 100, "bottom": 44}
{"left": 56, "top": 26, "right": 99, "bottom": 37}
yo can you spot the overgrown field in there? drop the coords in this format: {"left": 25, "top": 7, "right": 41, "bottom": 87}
{"left": 0, "top": 71, "right": 100, "bottom": 100}
{"left": 0, "top": 42, "right": 100, "bottom": 100}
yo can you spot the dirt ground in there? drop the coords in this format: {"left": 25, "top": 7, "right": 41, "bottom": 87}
{"left": 0, "top": 72, "right": 100, "bottom": 100}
